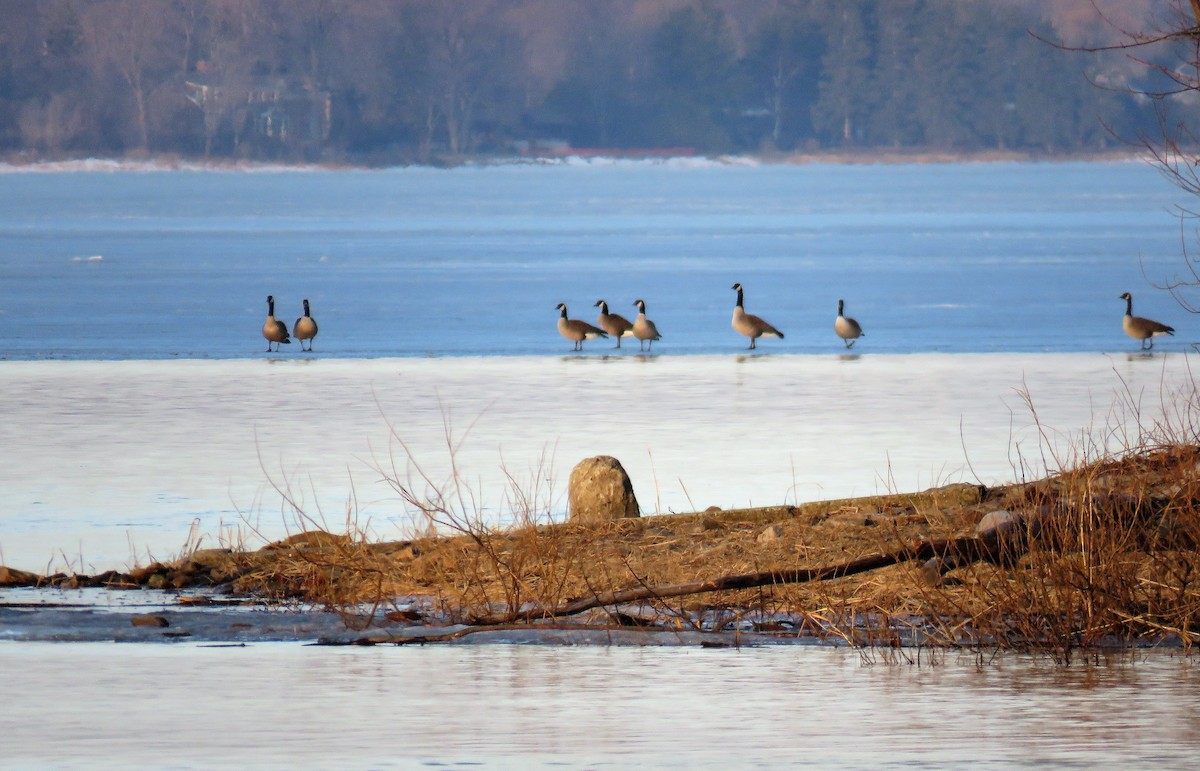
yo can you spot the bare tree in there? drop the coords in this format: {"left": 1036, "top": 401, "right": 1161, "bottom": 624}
{"left": 402, "top": 0, "right": 524, "bottom": 157}
{"left": 79, "top": 0, "right": 180, "bottom": 151}
{"left": 1064, "top": 1, "right": 1200, "bottom": 307}
{"left": 186, "top": 0, "right": 268, "bottom": 156}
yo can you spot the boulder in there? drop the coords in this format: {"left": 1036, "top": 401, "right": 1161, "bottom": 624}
{"left": 568, "top": 455, "right": 639, "bottom": 523}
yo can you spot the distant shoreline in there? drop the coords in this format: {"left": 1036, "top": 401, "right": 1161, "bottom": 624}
{"left": 0, "top": 148, "right": 1151, "bottom": 173}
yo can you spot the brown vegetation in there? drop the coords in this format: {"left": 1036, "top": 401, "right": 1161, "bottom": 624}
{"left": 6, "top": 441, "right": 1199, "bottom": 660}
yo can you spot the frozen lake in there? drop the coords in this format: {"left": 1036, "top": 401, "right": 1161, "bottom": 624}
{"left": 1, "top": 160, "right": 1195, "bottom": 571}
{"left": 1, "top": 161, "right": 1198, "bottom": 768}
{"left": 1, "top": 351, "right": 1194, "bottom": 572}
{"left": 0, "top": 159, "right": 1191, "bottom": 359}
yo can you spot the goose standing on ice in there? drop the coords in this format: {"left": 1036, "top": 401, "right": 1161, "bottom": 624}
{"left": 293, "top": 299, "right": 319, "bottom": 352}
{"left": 262, "top": 295, "right": 291, "bottom": 352}
{"left": 632, "top": 299, "right": 662, "bottom": 351}
{"left": 834, "top": 299, "right": 864, "bottom": 348}
{"left": 557, "top": 303, "right": 608, "bottom": 351}
{"left": 731, "top": 283, "right": 783, "bottom": 349}
{"left": 1119, "top": 292, "right": 1174, "bottom": 350}
{"left": 594, "top": 299, "right": 634, "bottom": 347}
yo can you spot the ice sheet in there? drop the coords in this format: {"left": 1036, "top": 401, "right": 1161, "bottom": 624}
{"left": 0, "top": 352, "right": 1193, "bottom": 571}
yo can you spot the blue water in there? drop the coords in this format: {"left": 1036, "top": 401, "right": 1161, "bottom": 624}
{"left": 0, "top": 160, "right": 1189, "bottom": 359}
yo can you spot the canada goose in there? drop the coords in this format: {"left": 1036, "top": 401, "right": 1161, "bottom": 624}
{"left": 1119, "top": 292, "right": 1174, "bottom": 350}
{"left": 632, "top": 299, "right": 662, "bottom": 351}
{"left": 834, "top": 299, "right": 864, "bottom": 348}
{"left": 594, "top": 299, "right": 634, "bottom": 347}
{"left": 293, "top": 299, "right": 319, "bottom": 352}
{"left": 262, "top": 295, "right": 291, "bottom": 352}
{"left": 557, "top": 303, "right": 608, "bottom": 351}
{"left": 731, "top": 283, "right": 783, "bottom": 349}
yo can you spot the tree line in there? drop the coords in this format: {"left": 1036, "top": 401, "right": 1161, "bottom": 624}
{"left": 0, "top": 0, "right": 1176, "bottom": 164}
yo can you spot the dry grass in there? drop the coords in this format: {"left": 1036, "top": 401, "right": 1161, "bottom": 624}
{"left": 220, "top": 375, "right": 1200, "bottom": 659}
{"left": 19, "top": 375, "right": 1186, "bottom": 658}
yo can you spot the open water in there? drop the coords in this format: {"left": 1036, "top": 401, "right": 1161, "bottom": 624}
{"left": 1, "top": 643, "right": 1198, "bottom": 769}
{"left": 2, "top": 159, "right": 1199, "bottom": 767}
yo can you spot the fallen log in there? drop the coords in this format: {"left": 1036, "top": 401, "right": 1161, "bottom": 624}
{"left": 465, "top": 530, "right": 1008, "bottom": 626}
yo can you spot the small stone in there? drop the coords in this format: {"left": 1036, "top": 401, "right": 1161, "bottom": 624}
{"left": 757, "top": 524, "right": 785, "bottom": 544}
{"left": 128, "top": 562, "right": 166, "bottom": 583}
{"left": 827, "top": 510, "right": 872, "bottom": 527}
{"left": 387, "top": 544, "right": 418, "bottom": 561}
{"left": 975, "top": 509, "right": 1022, "bottom": 537}
{"left": 920, "top": 557, "right": 947, "bottom": 585}
{"left": 186, "top": 548, "right": 232, "bottom": 570}
{"left": 131, "top": 615, "right": 170, "bottom": 628}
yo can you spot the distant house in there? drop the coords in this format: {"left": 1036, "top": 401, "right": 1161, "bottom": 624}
{"left": 185, "top": 72, "right": 331, "bottom": 149}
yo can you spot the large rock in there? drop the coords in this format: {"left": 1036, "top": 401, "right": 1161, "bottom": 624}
{"left": 568, "top": 456, "right": 639, "bottom": 523}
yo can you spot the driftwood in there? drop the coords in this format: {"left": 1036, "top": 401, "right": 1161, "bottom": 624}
{"left": 332, "top": 529, "right": 1015, "bottom": 645}
{"left": 357, "top": 528, "right": 1003, "bottom": 629}
{"left": 463, "top": 529, "right": 1011, "bottom": 627}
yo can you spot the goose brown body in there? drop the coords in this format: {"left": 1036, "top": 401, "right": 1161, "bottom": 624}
{"left": 293, "top": 299, "right": 318, "bottom": 351}
{"left": 262, "top": 295, "right": 291, "bottom": 351}
{"left": 834, "top": 299, "right": 863, "bottom": 348}
{"left": 557, "top": 303, "right": 608, "bottom": 351}
{"left": 632, "top": 299, "right": 662, "bottom": 351}
{"left": 731, "top": 283, "right": 783, "bottom": 349}
{"left": 595, "top": 299, "right": 634, "bottom": 347}
{"left": 1120, "top": 292, "right": 1174, "bottom": 350}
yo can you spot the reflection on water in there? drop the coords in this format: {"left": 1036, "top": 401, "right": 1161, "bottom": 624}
{"left": 1, "top": 644, "right": 1197, "bottom": 768}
